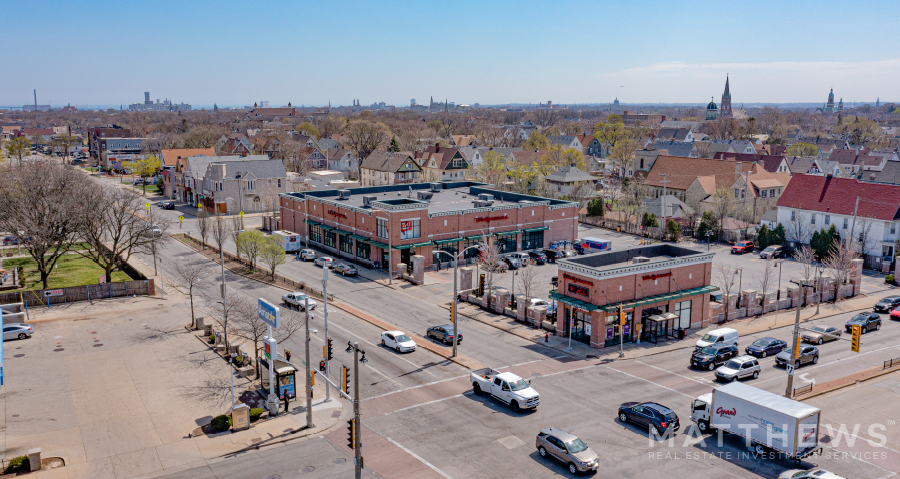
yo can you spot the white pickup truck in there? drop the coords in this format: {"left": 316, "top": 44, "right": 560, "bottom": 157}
{"left": 470, "top": 368, "right": 540, "bottom": 411}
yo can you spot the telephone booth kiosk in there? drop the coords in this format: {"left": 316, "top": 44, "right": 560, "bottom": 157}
{"left": 258, "top": 358, "right": 298, "bottom": 400}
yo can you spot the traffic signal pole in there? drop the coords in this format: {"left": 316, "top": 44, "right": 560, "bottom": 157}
{"left": 785, "top": 284, "right": 805, "bottom": 397}
{"left": 353, "top": 342, "right": 362, "bottom": 479}
{"left": 304, "top": 296, "right": 313, "bottom": 429}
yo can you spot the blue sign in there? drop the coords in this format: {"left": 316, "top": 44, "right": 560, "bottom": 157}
{"left": 258, "top": 299, "right": 281, "bottom": 329}
{"left": 278, "top": 374, "right": 295, "bottom": 399}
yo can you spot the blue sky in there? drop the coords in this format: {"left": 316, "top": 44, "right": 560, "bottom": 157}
{"left": 3, "top": 0, "right": 898, "bottom": 107}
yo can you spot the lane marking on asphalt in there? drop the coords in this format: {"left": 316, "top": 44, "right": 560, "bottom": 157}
{"left": 754, "top": 343, "right": 900, "bottom": 384}
{"left": 602, "top": 364, "right": 694, "bottom": 398}
{"left": 383, "top": 435, "right": 454, "bottom": 479}
{"left": 636, "top": 360, "right": 715, "bottom": 386}
{"left": 327, "top": 319, "right": 437, "bottom": 377}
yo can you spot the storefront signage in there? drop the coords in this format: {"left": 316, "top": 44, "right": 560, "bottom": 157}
{"left": 563, "top": 273, "right": 593, "bottom": 286}
{"left": 568, "top": 284, "right": 589, "bottom": 297}
{"left": 642, "top": 272, "right": 672, "bottom": 281}
{"left": 474, "top": 214, "right": 508, "bottom": 223}
{"left": 400, "top": 221, "right": 412, "bottom": 232}
{"left": 327, "top": 209, "right": 347, "bottom": 219}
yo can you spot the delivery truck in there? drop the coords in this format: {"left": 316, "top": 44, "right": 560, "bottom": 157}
{"left": 272, "top": 230, "right": 302, "bottom": 252}
{"left": 575, "top": 237, "right": 611, "bottom": 254}
{"left": 690, "top": 382, "right": 821, "bottom": 460}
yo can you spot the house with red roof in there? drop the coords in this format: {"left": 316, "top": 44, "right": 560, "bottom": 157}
{"left": 775, "top": 174, "right": 900, "bottom": 264}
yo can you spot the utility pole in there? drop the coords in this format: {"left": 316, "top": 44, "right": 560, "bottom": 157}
{"left": 785, "top": 284, "right": 806, "bottom": 398}
{"left": 659, "top": 173, "right": 670, "bottom": 240}
{"left": 158, "top": 258, "right": 165, "bottom": 299}
{"left": 452, "top": 254, "right": 458, "bottom": 358}
{"left": 304, "top": 296, "right": 314, "bottom": 429}
{"left": 353, "top": 342, "right": 362, "bottom": 479}
{"left": 322, "top": 267, "right": 331, "bottom": 402}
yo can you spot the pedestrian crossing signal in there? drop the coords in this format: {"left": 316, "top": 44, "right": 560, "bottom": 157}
{"left": 851, "top": 325, "right": 861, "bottom": 353}
{"left": 450, "top": 303, "right": 455, "bottom": 321}
{"left": 342, "top": 366, "right": 350, "bottom": 395}
{"left": 347, "top": 419, "right": 356, "bottom": 449}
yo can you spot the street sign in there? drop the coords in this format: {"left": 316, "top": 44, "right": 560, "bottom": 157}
{"left": 178, "top": 215, "right": 184, "bottom": 223}
{"left": 786, "top": 365, "right": 795, "bottom": 374}
{"left": 145, "top": 202, "right": 150, "bottom": 211}
{"left": 258, "top": 298, "right": 281, "bottom": 329}
{"left": 239, "top": 211, "right": 244, "bottom": 218}
{"left": 851, "top": 325, "right": 861, "bottom": 353}
{"left": 99, "top": 275, "right": 106, "bottom": 284}
{"left": 44, "top": 289, "right": 64, "bottom": 297}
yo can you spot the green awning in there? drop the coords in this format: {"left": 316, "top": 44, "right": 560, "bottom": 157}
{"left": 305, "top": 219, "right": 320, "bottom": 226}
{"left": 350, "top": 234, "right": 369, "bottom": 242}
{"left": 335, "top": 228, "right": 353, "bottom": 236}
{"left": 362, "top": 238, "right": 388, "bottom": 250}
{"left": 465, "top": 234, "right": 492, "bottom": 240}
{"left": 597, "top": 285, "right": 720, "bottom": 313}
{"left": 523, "top": 226, "right": 549, "bottom": 233}
{"left": 549, "top": 291, "right": 599, "bottom": 312}
{"left": 392, "top": 244, "right": 413, "bottom": 250}
{"left": 412, "top": 241, "right": 433, "bottom": 248}
{"left": 495, "top": 230, "right": 522, "bottom": 236}
{"left": 319, "top": 225, "right": 335, "bottom": 231}
{"left": 434, "top": 237, "right": 462, "bottom": 245}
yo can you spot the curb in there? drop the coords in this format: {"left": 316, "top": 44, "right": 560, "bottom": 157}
{"left": 796, "top": 364, "right": 900, "bottom": 401}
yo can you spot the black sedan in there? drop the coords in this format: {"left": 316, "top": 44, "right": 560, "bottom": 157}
{"left": 426, "top": 325, "right": 463, "bottom": 345}
{"left": 157, "top": 200, "right": 175, "bottom": 210}
{"left": 542, "top": 249, "right": 560, "bottom": 263}
{"left": 745, "top": 337, "right": 787, "bottom": 358}
{"left": 775, "top": 346, "right": 819, "bottom": 368}
{"left": 527, "top": 251, "right": 547, "bottom": 265}
{"left": 691, "top": 344, "right": 738, "bottom": 371}
{"left": 874, "top": 296, "right": 900, "bottom": 313}
{"left": 846, "top": 312, "right": 881, "bottom": 333}
{"left": 617, "top": 402, "right": 680, "bottom": 437}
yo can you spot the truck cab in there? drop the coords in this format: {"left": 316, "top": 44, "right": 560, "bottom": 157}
{"left": 690, "top": 393, "right": 713, "bottom": 432}
{"left": 471, "top": 368, "right": 540, "bottom": 411}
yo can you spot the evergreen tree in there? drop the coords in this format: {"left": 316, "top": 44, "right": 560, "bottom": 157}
{"left": 389, "top": 136, "right": 401, "bottom": 152}
{"left": 697, "top": 211, "right": 719, "bottom": 242}
{"left": 771, "top": 223, "right": 786, "bottom": 246}
{"left": 757, "top": 224, "right": 771, "bottom": 249}
{"left": 586, "top": 198, "right": 604, "bottom": 217}
{"left": 665, "top": 219, "right": 681, "bottom": 242}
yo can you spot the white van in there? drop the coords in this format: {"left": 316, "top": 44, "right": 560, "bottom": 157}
{"left": 695, "top": 327, "right": 739, "bottom": 350}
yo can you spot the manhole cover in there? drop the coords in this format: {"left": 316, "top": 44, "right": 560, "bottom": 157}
{"left": 531, "top": 373, "right": 542, "bottom": 377}
{"left": 301, "top": 466, "right": 315, "bottom": 473}
{"left": 333, "top": 458, "right": 347, "bottom": 464}
{"left": 53, "top": 348, "right": 64, "bottom": 352}
{"left": 14, "top": 354, "right": 24, "bottom": 358}
{"left": 93, "top": 344, "right": 103, "bottom": 347}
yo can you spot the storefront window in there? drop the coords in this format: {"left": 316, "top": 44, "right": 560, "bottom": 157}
{"left": 674, "top": 300, "right": 692, "bottom": 329}
{"left": 339, "top": 234, "right": 353, "bottom": 254}
{"left": 463, "top": 238, "right": 481, "bottom": 259}
{"left": 521, "top": 230, "right": 544, "bottom": 250}
{"left": 496, "top": 235, "right": 516, "bottom": 254}
{"left": 377, "top": 218, "right": 388, "bottom": 239}
{"left": 400, "top": 219, "right": 420, "bottom": 240}
{"left": 309, "top": 225, "right": 322, "bottom": 244}
{"left": 356, "top": 241, "right": 371, "bottom": 260}
{"left": 323, "top": 229, "right": 337, "bottom": 248}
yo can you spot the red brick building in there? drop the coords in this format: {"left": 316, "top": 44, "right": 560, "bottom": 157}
{"left": 552, "top": 244, "right": 716, "bottom": 349}
{"left": 279, "top": 182, "right": 578, "bottom": 273}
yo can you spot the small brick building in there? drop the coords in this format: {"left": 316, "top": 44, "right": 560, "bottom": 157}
{"left": 552, "top": 244, "right": 717, "bottom": 349}
{"left": 279, "top": 181, "right": 578, "bottom": 273}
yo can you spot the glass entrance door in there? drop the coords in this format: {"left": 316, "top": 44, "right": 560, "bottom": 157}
{"left": 605, "top": 312, "right": 633, "bottom": 347}
{"left": 571, "top": 309, "right": 591, "bottom": 344}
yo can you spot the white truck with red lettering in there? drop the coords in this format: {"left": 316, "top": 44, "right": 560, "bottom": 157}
{"left": 690, "top": 382, "right": 821, "bottom": 460}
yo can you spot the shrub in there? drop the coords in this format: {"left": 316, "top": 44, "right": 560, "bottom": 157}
{"left": 249, "top": 408, "right": 264, "bottom": 422}
{"left": 887, "top": 274, "right": 896, "bottom": 285}
{"left": 4, "top": 455, "right": 30, "bottom": 474}
{"left": 209, "top": 334, "right": 215, "bottom": 343}
{"left": 210, "top": 414, "right": 231, "bottom": 432}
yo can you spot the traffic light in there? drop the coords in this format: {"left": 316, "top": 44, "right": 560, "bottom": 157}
{"left": 794, "top": 335, "right": 802, "bottom": 360}
{"left": 310, "top": 370, "right": 315, "bottom": 386}
{"left": 347, "top": 419, "right": 356, "bottom": 449}
{"left": 449, "top": 303, "right": 455, "bottom": 321}
{"left": 342, "top": 366, "right": 350, "bottom": 395}
{"left": 478, "top": 274, "right": 485, "bottom": 297}
{"left": 851, "top": 325, "right": 861, "bottom": 353}
{"left": 327, "top": 337, "right": 333, "bottom": 361}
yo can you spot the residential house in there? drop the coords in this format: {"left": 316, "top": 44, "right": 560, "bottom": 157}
{"left": 642, "top": 195, "right": 695, "bottom": 221}
{"left": 326, "top": 149, "right": 358, "bottom": 178}
{"left": 450, "top": 135, "right": 476, "bottom": 147}
{"left": 360, "top": 151, "right": 422, "bottom": 186}
{"left": 215, "top": 134, "right": 253, "bottom": 156}
{"left": 632, "top": 149, "right": 668, "bottom": 174}
{"left": 859, "top": 161, "right": 900, "bottom": 185}
{"left": 315, "top": 137, "right": 340, "bottom": 151}
{"left": 21, "top": 128, "right": 54, "bottom": 146}
{"left": 655, "top": 128, "right": 694, "bottom": 143}
{"left": 548, "top": 135, "right": 583, "bottom": 154}
{"left": 421, "top": 144, "right": 470, "bottom": 182}
{"left": 621, "top": 111, "right": 665, "bottom": 126}
{"left": 459, "top": 145, "right": 483, "bottom": 168}
{"left": 829, "top": 148, "right": 887, "bottom": 173}
{"left": 582, "top": 134, "right": 604, "bottom": 157}
{"left": 542, "top": 164, "right": 598, "bottom": 197}
{"left": 174, "top": 154, "right": 268, "bottom": 205}
{"left": 297, "top": 147, "right": 327, "bottom": 172}
{"left": 88, "top": 125, "right": 131, "bottom": 160}
{"left": 726, "top": 168, "right": 792, "bottom": 220}
{"left": 786, "top": 156, "right": 819, "bottom": 175}
{"left": 644, "top": 156, "right": 759, "bottom": 213}
{"left": 776, "top": 174, "right": 900, "bottom": 266}
{"left": 244, "top": 106, "right": 296, "bottom": 121}
{"left": 200, "top": 159, "right": 288, "bottom": 214}
{"left": 652, "top": 140, "right": 694, "bottom": 158}
{"left": 714, "top": 152, "right": 791, "bottom": 174}
{"left": 161, "top": 148, "right": 215, "bottom": 169}
{"left": 101, "top": 138, "right": 145, "bottom": 170}
{"left": 710, "top": 139, "right": 755, "bottom": 154}
{"left": 659, "top": 120, "right": 701, "bottom": 131}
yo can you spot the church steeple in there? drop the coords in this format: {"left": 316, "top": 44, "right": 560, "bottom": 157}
{"left": 723, "top": 74, "right": 731, "bottom": 99}
{"left": 720, "top": 74, "right": 733, "bottom": 119}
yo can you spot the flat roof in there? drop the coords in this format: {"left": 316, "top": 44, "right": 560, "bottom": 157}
{"left": 563, "top": 244, "right": 710, "bottom": 270}
{"left": 281, "top": 181, "right": 575, "bottom": 215}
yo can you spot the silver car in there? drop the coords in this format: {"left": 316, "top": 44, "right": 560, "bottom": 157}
{"left": 715, "top": 355, "right": 760, "bottom": 382}
{"left": 535, "top": 427, "right": 599, "bottom": 474}
{"left": 299, "top": 249, "right": 317, "bottom": 261}
{"left": 3, "top": 323, "right": 34, "bottom": 341}
{"left": 778, "top": 469, "right": 846, "bottom": 479}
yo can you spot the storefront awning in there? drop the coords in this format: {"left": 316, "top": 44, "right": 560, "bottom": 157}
{"left": 523, "top": 226, "right": 549, "bottom": 233}
{"left": 433, "top": 237, "right": 462, "bottom": 245}
{"left": 495, "top": 230, "right": 522, "bottom": 236}
{"left": 305, "top": 219, "right": 320, "bottom": 226}
{"left": 597, "top": 285, "right": 719, "bottom": 313}
{"left": 335, "top": 228, "right": 353, "bottom": 236}
{"left": 362, "top": 238, "right": 388, "bottom": 250}
{"left": 465, "top": 234, "right": 493, "bottom": 240}
{"left": 319, "top": 225, "right": 335, "bottom": 231}
{"left": 549, "top": 291, "right": 599, "bottom": 312}
{"left": 412, "top": 241, "right": 433, "bottom": 248}
{"left": 350, "top": 234, "right": 370, "bottom": 242}
{"left": 392, "top": 244, "right": 413, "bottom": 250}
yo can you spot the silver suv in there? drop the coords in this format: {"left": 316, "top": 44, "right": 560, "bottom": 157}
{"left": 715, "top": 355, "right": 760, "bottom": 382}
{"left": 535, "top": 427, "right": 599, "bottom": 474}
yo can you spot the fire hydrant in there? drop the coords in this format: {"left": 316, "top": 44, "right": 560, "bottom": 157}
{"left": 544, "top": 333, "right": 549, "bottom": 342}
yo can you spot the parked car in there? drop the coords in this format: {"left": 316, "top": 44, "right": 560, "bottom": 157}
{"left": 691, "top": 344, "right": 739, "bottom": 371}
{"left": 145, "top": 224, "right": 162, "bottom": 237}
{"left": 380, "top": 331, "right": 416, "bottom": 352}
{"left": 542, "top": 249, "right": 561, "bottom": 263}
{"left": 873, "top": 295, "right": 900, "bottom": 313}
{"left": 731, "top": 241, "right": 754, "bottom": 254}
{"left": 535, "top": 428, "right": 599, "bottom": 474}
{"left": 298, "top": 249, "right": 317, "bottom": 261}
{"left": 617, "top": 402, "right": 680, "bottom": 436}
{"left": 332, "top": 263, "right": 358, "bottom": 276}
{"left": 529, "top": 298, "right": 557, "bottom": 314}
{"left": 775, "top": 346, "right": 819, "bottom": 368}
{"left": 527, "top": 251, "right": 547, "bottom": 264}
{"left": 507, "top": 252, "right": 532, "bottom": 265}
{"left": 745, "top": 337, "right": 787, "bottom": 358}
{"left": 426, "top": 324, "right": 462, "bottom": 345}
{"left": 778, "top": 468, "right": 846, "bottom": 479}
{"left": 2, "top": 236, "right": 18, "bottom": 245}
{"left": 2, "top": 323, "right": 34, "bottom": 341}
{"left": 560, "top": 250, "right": 578, "bottom": 258}
{"left": 845, "top": 312, "right": 881, "bottom": 333}
{"left": 314, "top": 256, "right": 335, "bottom": 268}
{"left": 695, "top": 327, "right": 739, "bottom": 349}
{"left": 500, "top": 256, "right": 520, "bottom": 269}
{"left": 891, "top": 308, "right": 900, "bottom": 321}
{"left": 281, "top": 292, "right": 317, "bottom": 311}
{"left": 759, "top": 245, "right": 788, "bottom": 259}
{"left": 156, "top": 200, "right": 175, "bottom": 210}
{"left": 715, "top": 355, "right": 761, "bottom": 382}
{"left": 802, "top": 325, "right": 841, "bottom": 344}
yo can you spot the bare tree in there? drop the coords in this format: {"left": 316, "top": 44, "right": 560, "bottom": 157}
{"left": 230, "top": 292, "right": 304, "bottom": 378}
{"left": 0, "top": 161, "right": 92, "bottom": 289}
{"left": 142, "top": 207, "right": 173, "bottom": 276}
{"left": 753, "top": 265, "right": 776, "bottom": 313}
{"left": 621, "top": 176, "right": 650, "bottom": 233}
{"left": 517, "top": 263, "right": 541, "bottom": 327}
{"left": 203, "top": 289, "right": 243, "bottom": 353}
{"left": 477, "top": 235, "right": 507, "bottom": 312}
{"left": 853, "top": 216, "right": 876, "bottom": 262}
{"left": 567, "top": 182, "right": 596, "bottom": 210}
{"left": 713, "top": 263, "right": 741, "bottom": 322}
{"left": 209, "top": 214, "right": 232, "bottom": 254}
{"left": 793, "top": 245, "right": 816, "bottom": 286}
{"left": 344, "top": 120, "right": 391, "bottom": 178}
{"left": 197, "top": 208, "right": 210, "bottom": 249}
{"left": 709, "top": 188, "right": 735, "bottom": 241}
{"left": 785, "top": 209, "right": 812, "bottom": 246}
{"left": 167, "top": 260, "right": 209, "bottom": 328}
{"left": 823, "top": 239, "right": 855, "bottom": 303}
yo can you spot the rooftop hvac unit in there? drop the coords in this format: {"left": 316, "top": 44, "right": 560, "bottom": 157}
{"left": 473, "top": 200, "right": 494, "bottom": 208}
{"left": 337, "top": 189, "right": 351, "bottom": 200}
{"left": 362, "top": 195, "right": 377, "bottom": 207}
{"left": 477, "top": 193, "right": 494, "bottom": 201}
{"left": 416, "top": 191, "right": 434, "bottom": 201}
{"left": 632, "top": 256, "right": 649, "bottom": 264}
{"left": 430, "top": 182, "right": 443, "bottom": 192}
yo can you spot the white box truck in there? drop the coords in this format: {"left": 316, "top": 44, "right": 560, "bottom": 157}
{"left": 690, "top": 382, "right": 821, "bottom": 460}
{"left": 272, "top": 230, "right": 302, "bottom": 252}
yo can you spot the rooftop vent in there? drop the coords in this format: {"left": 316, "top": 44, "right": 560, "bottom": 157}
{"left": 417, "top": 191, "right": 434, "bottom": 201}
{"left": 337, "top": 189, "right": 351, "bottom": 200}
{"left": 473, "top": 200, "right": 494, "bottom": 208}
{"left": 632, "top": 256, "right": 649, "bottom": 264}
{"left": 430, "top": 182, "right": 443, "bottom": 192}
{"left": 477, "top": 193, "right": 494, "bottom": 201}
{"left": 362, "top": 195, "right": 377, "bottom": 207}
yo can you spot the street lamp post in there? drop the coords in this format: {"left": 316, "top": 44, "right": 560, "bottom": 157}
{"left": 434, "top": 245, "right": 483, "bottom": 358}
{"left": 736, "top": 268, "right": 743, "bottom": 309}
{"left": 304, "top": 297, "right": 314, "bottom": 429}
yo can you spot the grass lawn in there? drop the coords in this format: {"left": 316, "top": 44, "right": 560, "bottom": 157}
{"left": 129, "top": 184, "right": 161, "bottom": 195}
{"left": 2, "top": 254, "right": 132, "bottom": 291}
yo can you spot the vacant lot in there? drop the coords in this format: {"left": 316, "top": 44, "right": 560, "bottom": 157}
{"left": 2, "top": 254, "right": 132, "bottom": 290}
